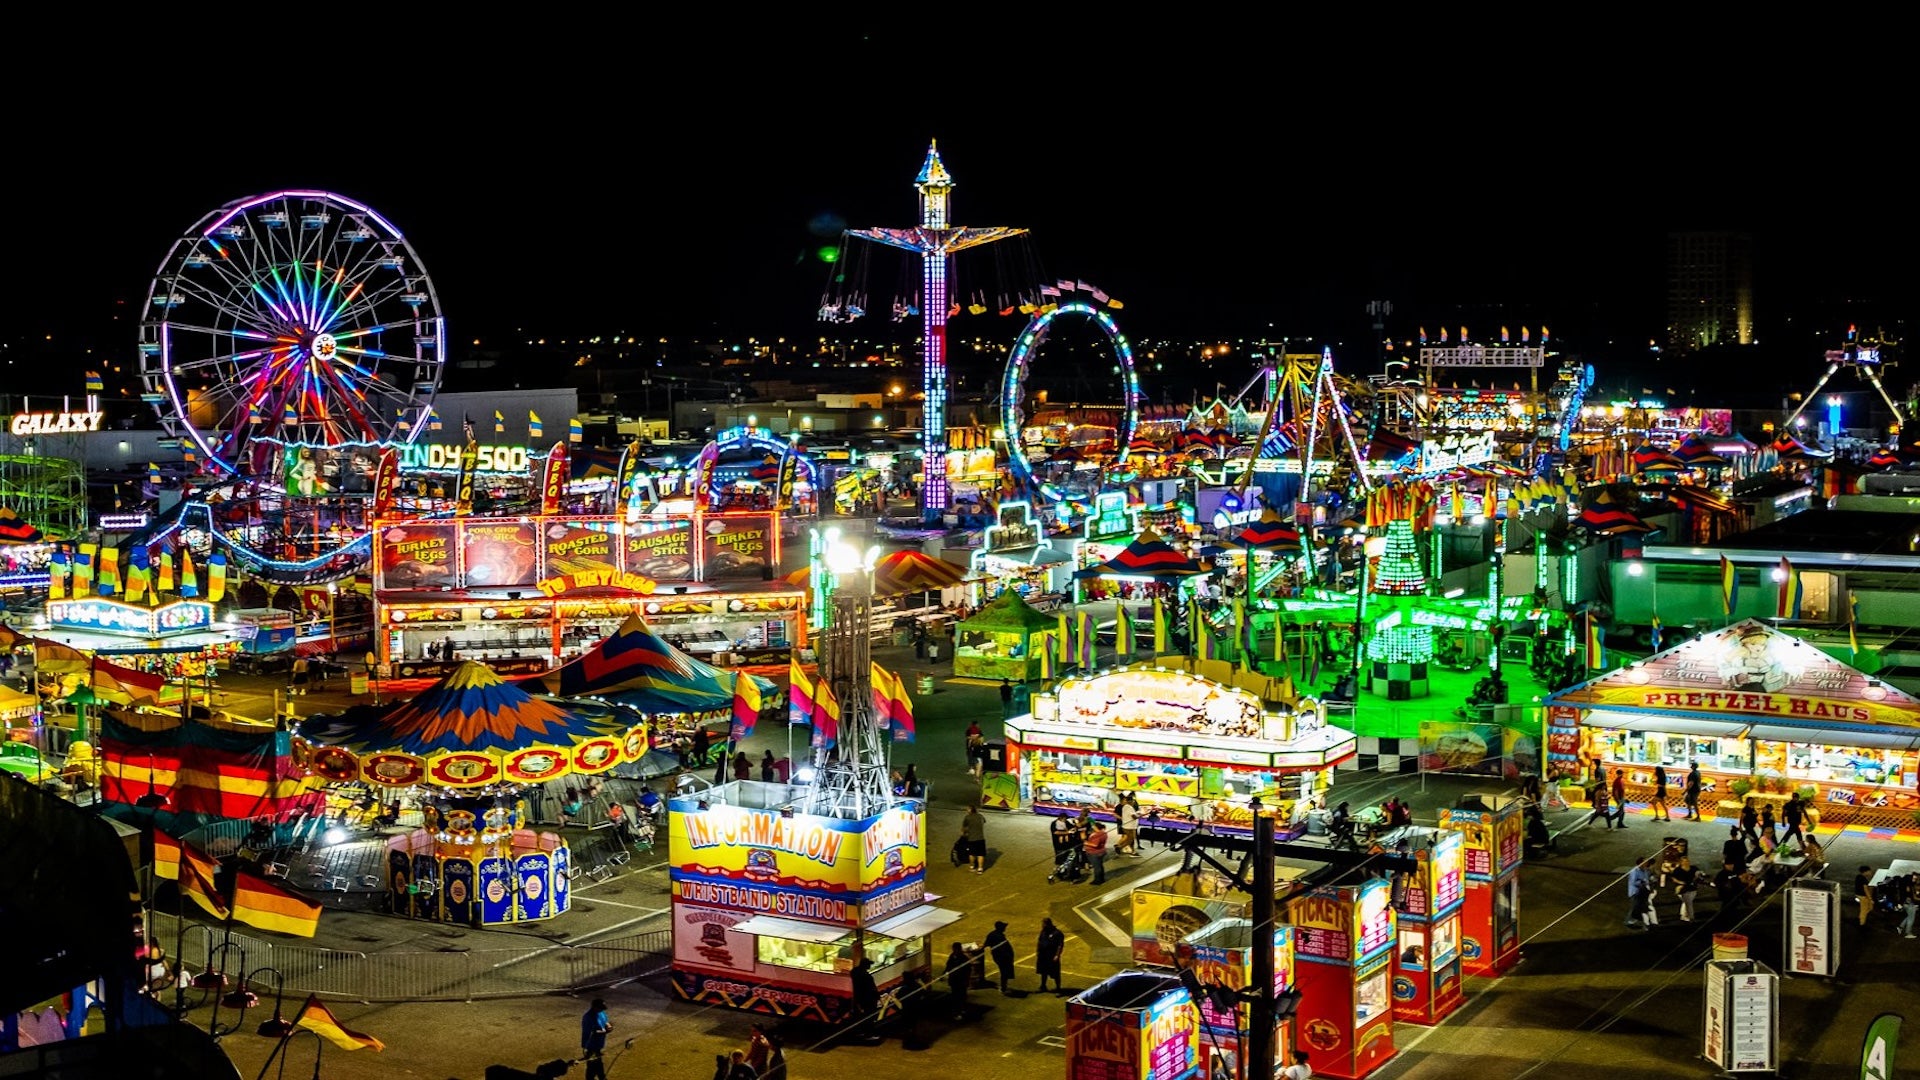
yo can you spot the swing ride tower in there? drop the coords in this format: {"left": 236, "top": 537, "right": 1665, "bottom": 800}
{"left": 847, "top": 143, "right": 1026, "bottom": 520}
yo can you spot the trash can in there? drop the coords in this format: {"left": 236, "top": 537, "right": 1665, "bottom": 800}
{"left": 917, "top": 674, "right": 936, "bottom": 695}
{"left": 1711, "top": 933, "right": 1748, "bottom": 960}
{"left": 349, "top": 672, "right": 369, "bottom": 695}
{"left": 983, "top": 740, "right": 1007, "bottom": 773}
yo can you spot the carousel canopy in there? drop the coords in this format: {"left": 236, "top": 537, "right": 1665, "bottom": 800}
{"left": 958, "top": 589, "right": 1058, "bottom": 633}
{"left": 0, "top": 506, "right": 44, "bottom": 545}
{"left": 531, "top": 613, "right": 772, "bottom": 708}
{"left": 1236, "top": 509, "right": 1301, "bottom": 551}
{"left": 871, "top": 549, "right": 968, "bottom": 595}
{"left": 1072, "top": 527, "right": 1205, "bottom": 579}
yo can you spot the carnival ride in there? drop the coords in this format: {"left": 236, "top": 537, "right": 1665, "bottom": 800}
{"left": 999, "top": 295, "right": 1143, "bottom": 512}
{"left": 1784, "top": 325, "right": 1905, "bottom": 434}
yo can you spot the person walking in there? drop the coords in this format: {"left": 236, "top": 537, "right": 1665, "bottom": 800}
{"left": 945, "top": 942, "right": 974, "bottom": 1019}
{"left": 848, "top": 956, "right": 880, "bottom": 1033}
{"left": 690, "top": 727, "right": 710, "bottom": 770}
{"left": 1610, "top": 769, "right": 1629, "bottom": 826}
{"left": 1083, "top": 820, "right": 1111, "bottom": 885}
{"left": 1683, "top": 761, "right": 1703, "bottom": 820}
{"left": 985, "top": 921, "right": 1017, "bottom": 992}
{"left": 760, "top": 750, "right": 776, "bottom": 782}
{"left": 1625, "top": 860, "right": 1654, "bottom": 930}
{"left": 1721, "top": 827, "right": 1749, "bottom": 871}
{"left": 1000, "top": 678, "right": 1015, "bottom": 719}
{"left": 1118, "top": 793, "right": 1141, "bottom": 857}
{"left": 961, "top": 805, "right": 987, "bottom": 874}
{"left": 1759, "top": 802, "right": 1777, "bottom": 849}
{"left": 580, "top": 997, "right": 611, "bottom": 1080}
{"left": 1739, "top": 798, "right": 1760, "bottom": 846}
{"left": 1854, "top": 865, "right": 1876, "bottom": 929}
{"left": 733, "top": 751, "right": 753, "bottom": 783}
{"left": 1036, "top": 918, "right": 1066, "bottom": 993}
{"left": 725, "top": 1050, "right": 757, "bottom": 1080}
{"left": 1650, "top": 765, "right": 1670, "bottom": 821}
{"left": 1899, "top": 874, "right": 1919, "bottom": 938}
{"left": 1780, "top": 794, "right": 1808, "bottom": 850}
{"left": 1585, "top": 783, "right": 1617, "bottom": 830}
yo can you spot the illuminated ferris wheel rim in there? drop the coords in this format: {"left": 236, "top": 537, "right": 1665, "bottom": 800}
{"left": 999, "top": 300, "right": 1142, "bottom": 505}
{"left": 139, "top": 189, "right": 444, "bottom": 479}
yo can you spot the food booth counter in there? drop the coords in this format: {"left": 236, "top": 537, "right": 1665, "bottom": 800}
{"left": 997, "top": 664, "right": 1356, "bottom": 834}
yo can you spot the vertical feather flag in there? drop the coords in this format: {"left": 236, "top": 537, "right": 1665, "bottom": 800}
{"left": 869, "top": 662, "right": 894, "bottom": 732}
{"left": 48, "top": 547, "right": 68, "bottom": 600}
{"left": 1850, "top": 593, "right": 1861, "bottom": 662}
{"left": 282, "top": 401, "right": 298, "bottom": 427}
{"left": 569, "top": 417, "right": 584, "bottom": 444}
{"left": 152, "top": 830, "right": 181, "bottom": 881}
{"left": 180, "top": 843, "right": 230, "bottom": 920}
{"left": 1057, "top": 613, "right": 1071, "bottom": 664}
{"left": 178, "top": 547, "right": 197, "bottom": 598}
{"left": 788, "top": 655, "right": 814, "bottom": 726}
{"left": 156, "top": 550, "right": 174, "bottom": 594}
{"left": 96, "top": 546, "right": 119, "bottom": 597}
{"left": 1152, "top": 597, "right": 1168, "bottom": 655}
{"left": 812, "top": 679, "right": 840, "bottom": 750}
{"left": 455, "top": 439, "right": 479, "bottom": 517}
{"left": 1232, "top": 599, "right": 1246, "bottom": 663}
{"left": 1038, "top": 635, "right": 1056, "bottom": 680}
{"left": 206, "top": 552, "right": 227, "bottom": 604}
{"left": 1585, "top": 612, "right": 1605, "bottom": 669}
{"left": 1649, "top": 612, "right": 1662, "bottom": 654}
{"left": 493, "top": 409, "right": 505, "bottom": 435}
{"left": 1275, "top": 617, "right": 1287, "bottom": 663}
{"left": 74, "top": 543, "right": 95, "bottom": 591}
{"left": 1076, "top": 610, "right": 1095, "bottom": 670}
{"left": 372, "top": 448, "right": 399, "bottom": 519}
{"left": 125, "top": 547, "right": 149, "bottom": 603}
{"left": 1450, "top": 483, "right": 1465, "bottom": 522}
{"left": 730, "top": 671, "right": 762, "bottom": 742}
{"left": 528, "top": 410, "right": 543, "bottom": 440}
{"left": 1720, "top": 556, "right": 1739, "bottom": 617}
{"left": 1776, "top": 557, "right": 1802, "bottom": 619}
{"left": 1116, "top": 601, "right": 1134, "bottom": 658}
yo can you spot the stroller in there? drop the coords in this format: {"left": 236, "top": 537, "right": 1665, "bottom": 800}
{"left": 1047, "top": 839, "right": 1085, "bottom": 883}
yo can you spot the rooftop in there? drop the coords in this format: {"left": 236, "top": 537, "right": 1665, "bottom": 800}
{"left": 1681, "top": 508, "right": 1920, "bottom": 558}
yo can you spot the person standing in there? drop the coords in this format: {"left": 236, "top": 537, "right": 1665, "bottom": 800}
{"left": 1118, "top": 793, "right": 1141, "bottom": 857}
{"left": 1000, "top": 678, "right": 1015, "bottom": 719}
{"left": 1625, "top": 860, "right": 1654, "bottom": 930}
{"left": 1610, "top": 769, "right": 1629, "bottom": 827}
{"left": 1036, "top": 918, "right": 1066, "bottom": 993}
{"left": 1739, "top": 798, "right": 1760, "bottom": 846}
{"left": 725, "top": 1050, "right": 757, "bottom": 1080}
{"left": 961, "top": 805, "right": 987, "bottom": 874}
{"left": 1759, "top": 802, "right": 1777, "bottom": 849}
{"left": 1854, "top": 865, "right": 1876, "bottom": 929}
{"left": 1651, "top": 765, "right": 1670, "bottom": 821}
{"left": 1677, "top": 866, "right": 1701, "bottom": 923}
{"left": 733, "top": 751, "right": 753, "bottom": 783}
{"left": 849, "top": 956, "right": 880, "bottom": 1029}
{"left": 745, "top": 1025, "right": 773, "bottom": 1076}
{"left": 985, "top": 921, "right": 1017, "bottom": 992}
{"left": 1278, "top": 1050, "right": 1313, "bottom": 1080}
{"left": 1083, "top": 820, "right": 1111, "bottom": 885}
{"left": 1683, "top": 761, "right": 1703, "bottom": 820}
{"left": 1899, "top": 874, "right": 1919, "bottom": 938}
{"left": 691, "top": 727, "right": 711, "bottom": 770}
{"left": 580, "top": 997, "right": 611, "bottom": 1080}
{"left": 1721, "top": 827, "right": 1749, "bottom": 872}
{"left": 760, "top": 750, "right": 777, "bottom": 782}
{"left": 945, "top": 942, "right": 974, "bottom": 1019}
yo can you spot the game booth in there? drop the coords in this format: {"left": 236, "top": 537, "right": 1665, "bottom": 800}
{"left": 1282, "top": 877, "right": 1397, "bottom": 1080}
{"left": 1547, "top": 619, "right": 1920, "bottom": 831}
{"left": 1383, "top": 827, "right": 1466, "bottom": 1024}
{"left": 1174, "top": 919, "right": 1297, "bottom": 1080}
{"left": 994, "top": 663, "right": 1356, "bottom": 834}
{"left": 1435, "top": 799, "right": 1523, "bottom": 977}
{"left": 296, "top": 662, "right": 650, "bottom": 924}
{"left": 953, "top": 589, "right": 1059, "bottom": 684}
{"left": 1065, "top": 971, "right": 1203, "bottom": 1080}
{"left": 666, "top": 781, "right": 950, "bottom": 1023}
{"left": 372, "top": 511, "right": 804, "bottom": 677}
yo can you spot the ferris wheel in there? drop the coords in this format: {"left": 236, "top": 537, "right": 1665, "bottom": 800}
{"left": 1000, "top": 296, "right": 1142, "bottom": 503}
{"left": 139, "top": 190, "right": 444, "bottom": 477}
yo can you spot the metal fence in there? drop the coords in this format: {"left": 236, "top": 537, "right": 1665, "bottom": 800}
{"left": 152, "top": 914, "right": 672, "bottom": 1003}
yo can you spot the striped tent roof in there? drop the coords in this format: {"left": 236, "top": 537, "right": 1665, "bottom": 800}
{"left": 1574, "top": 504, "right": 1653, "bottom": 534}
{"left": 0, "top": 506, "right": 44, "bottom": 545}
{"left": 1630, "top": 444, "right": 1687, "bottom": 472}
{"left": 1772, "top": 435, "right": 1822, "bottom": 461}
{"left": 530, "top": 613, "right": 768, "bottom": 707}
{"left": 1235, "top": 509, "right": 1301, "bottom": 551}
{"left": 1126, "top": 436, "right": 1162, "bottom": 456}
{"left": 872, "top": 549, "right": 968, "bottom": 595}
{"left": 1867, "top": 448, "right": 1904, "bottom": 470}
{"left": 1072, "top": 527, "right": 1205, "bottom": 578}
{"left": 1671, "top": 435, "right": 1730, "bottom": 467}
{"left": 301, "top": 661, "right": 619, "bottom": 757}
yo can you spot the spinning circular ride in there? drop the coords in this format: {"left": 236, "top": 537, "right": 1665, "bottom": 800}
{"left": 1000, "top": 299, "right": 1142, "bottom": 504}
{"left": 139, "top": 190, "right": 445, "bottom": 477}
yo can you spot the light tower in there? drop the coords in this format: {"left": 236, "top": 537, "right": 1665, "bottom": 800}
{"left": 803, "top": 531, "right": 895, "bottom": 818}
{"left": 847, "top": 142, "right": 1026, "bottom": 520}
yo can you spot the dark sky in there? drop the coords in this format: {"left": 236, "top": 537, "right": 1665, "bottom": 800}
{"left": 5, "top": 40, "right": 1907, "bottom": 399}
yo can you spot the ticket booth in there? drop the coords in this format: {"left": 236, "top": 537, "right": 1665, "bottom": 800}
{"left": 1386, "top": 828, "right": 1466, "bottom": 1024}
{"left": 1065, "top": 971, "right": 1202, "bottom": 1080}
{"left": 1436, "top": 797, "right": 1523, "bottom": 977}
{"left": 1175, "top": 919, "right": 1297, "bottom": 1080}
{"left": 1282, "top": 877, "right": 1397, "bottom": 1080}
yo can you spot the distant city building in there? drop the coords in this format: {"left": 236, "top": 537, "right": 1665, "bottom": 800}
{"left": 1666, "top": 231, "right": 1754, "bottom": 356}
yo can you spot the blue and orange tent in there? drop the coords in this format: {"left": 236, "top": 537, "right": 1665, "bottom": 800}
{"left": 530, "top": 613, "right": 774, "bottom": 715}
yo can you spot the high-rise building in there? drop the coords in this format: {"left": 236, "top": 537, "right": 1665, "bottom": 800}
{"left": 1666, "top": 231, "right": 1754, "bottom": 356}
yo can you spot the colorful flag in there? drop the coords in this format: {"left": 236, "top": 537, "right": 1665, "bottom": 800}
{"left": 206, "top": 552, "right": 227, "bottom": 604}
{"left": 812, "top": 679, "right": 840, "bottom": 750}
{"left": 869, "top": 663, "right": 895, "bottom": 731}
{"left": 1116, "top": 602, "right": 1134, "bottom": 658}
{"left": 93, "top": 657, "right": 164, "bottom": 705}
{"left": 34, "top": 638, "right": 90, "bottom": 674}
{"left": 1776, "top": 556, "right": 1802, "bottom": 619}
{"left": 1720, "top": 556, "right": 1739, "bottom": 617}
{"left": 180, "top": 844, "right": 230, "bottom": 920}
{"left": 1850, "top": 594, "right": 1861, "bottom": 663}
{"left": 528, "top": 410, "right": 543, "bottom": 439}
{"left": 730, "top": 671, "right": 762, "bottom": 743}
{"left": 295, "top": 996, "right": 385, "bottom": 1052}
{"left": 152, "top": 830, "right": 181, "bottom": 881}
{"left": 788, "top": 655, "right": 814, "bottom": 726}
{"left": 493, "top": 409, "right": 504, "bottom": 434}
{"left": 428, "top": 408, "right": 443, "bottom": 432}
{"left": 1198, "top": 625, "right": 1217, "bottom": 661}
{"left": 1649, "top": 612, "right": 1662, "bottom": 654}
{"left": 74, "top": 543, "right": 95, "bottom": 591}
{"left": 248, "top": 402, "right": 263, "bottom": 426}
{"left": 1152, "top": 597, "right": 1168, "bottom": 655}
{"left": 156, "top": 550, "right": 174, "bottom": 594}
{"left": 48, "top": 548, "right": 67, "bottom": 600}
{"left": 569, "top": 417, "right": 584, "bottom": 444}
{"left": 282, "top": 401, "right": 298, "bottom": 427}
{"left": 1057, "top": 612, "right": 1071, "bottom": 664}
{"left": 148, "top": 462, "right": 161, "bottom": 486}
{"left": 372, "top": 449, "right": 399, "bottom": 519}
{"left": 178, "top": 547, "right": 197, "bottom": 598}
{"left": 887, "top": 669, "right": 915, "bottom": 742}
{"left": 1859, "top": 1012, "right": 1900, "bottom": 1080}
{"left": 232, "top": 869, "right": 322, "bottom": 937}
{"left": 540, "top": 443, "right": 569, "bottom": 516}
{"left": 1585, "top": 612, "right": 1605, "bottom": 670}
{"left": 96, "top": 546, "right": 120, "bottom": 596}
{"left": 85, "top": 370, "right": 104, "bottom": 393}
{"left": 1076, "top": 610, "right": 1095, "bottom": 670}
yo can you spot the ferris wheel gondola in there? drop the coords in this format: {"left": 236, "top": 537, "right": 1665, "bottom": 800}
{"left": 138, "top": 190, "right": 444, "bottom": 478}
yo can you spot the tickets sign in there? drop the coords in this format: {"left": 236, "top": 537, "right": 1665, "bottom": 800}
{"left": 1289, "top": 878, "right": 1394, "bottom": 966}
{"left": 667, "top": 802, "right": 925, "bottom": 927}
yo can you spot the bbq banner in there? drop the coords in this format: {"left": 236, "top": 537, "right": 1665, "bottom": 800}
{"left": 455, "top": 439, "right": 479, "bottom": 516}
{"left": 542, "top": 521, "right": 620, "bottom": 580}
{"left": 700, "top": 512, "right": 775, "bottom": 580}
{"left": 624, "top": 519, "right": 695, "bottom": 581}
{"left": 463, "top": 521, "right": 539, "bottom": 588}
{"left": 377, "top": 523, "right": 460, "bottom": 591}
{"left": 441, "top": 858, "right": 475, "bottom": 926}
{"left": 372, "top": 448, "right": 400, "bottom": 518}
{"left": 616, "top": 440, "right": 644, "bottom": 508}
{"left": 540, "top": 442, "right": 569, "bottom": 516}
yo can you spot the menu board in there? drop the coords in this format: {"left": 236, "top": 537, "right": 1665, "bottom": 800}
{"left": 462, "top": 522, "right": 538, "bottom": 588}
{"left": 1728, "top": 972, "right": 1774, "bottom": 1071}
{"left": 1434, "top": 854, "right": 1465, "bottom": 911}
{"left": 542, "top": 522, "right": 619, "bottom": 579}
{"left": 624, "top": 520, "right": 695, "bottom": 581}
{"left": 1143, "top": 997, "right": 1198, "bottom": 1080}
{"left": 377, "top": 523, "right": 458, "bottom": 590}
{"left": 1355, "top": 879, "right": 1394, "bottom": 961}
{"left": 700, "top": 512, "right": 775, "bottom": 579}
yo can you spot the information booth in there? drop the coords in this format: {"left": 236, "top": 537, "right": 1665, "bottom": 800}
{"left": 1282, "top": 877, "right": 1397, "bottom": 1080}
{"left": 1549, "top": 620, "right": 1920, "bottom": 832}
{"left": 1384, "top": 827, "right": 1466, "bottom": 1024}
{"left": 1000, "top": 662, "right": 1356, "bottom": 832}
{"left": 1435, "top": 799, "right": 1523, "bottom": 977}
{"left": 666, "top": 780, "right": 949, "bottom": 1023}
{"left": 1174, "top": 919, "right": 1297, "bottom": 1080}
{"left": 1065, "top": 971, "right": 1202, "bottom": 1080}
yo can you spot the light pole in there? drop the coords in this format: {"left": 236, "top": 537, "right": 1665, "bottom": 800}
{"left": 214, "top": 964, "right": 291, "bottom": 1038}
{"left": 802, "top": 534, "right": 893, "bottom": 819}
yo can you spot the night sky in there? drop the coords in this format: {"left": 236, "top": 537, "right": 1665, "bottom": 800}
{"left": 4, "top": 43, "right": 1906, "bottom": 402}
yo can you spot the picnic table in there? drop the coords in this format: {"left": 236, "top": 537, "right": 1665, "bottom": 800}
{"left": 1869, "top": 859, "right": 1920, "bottom": 889}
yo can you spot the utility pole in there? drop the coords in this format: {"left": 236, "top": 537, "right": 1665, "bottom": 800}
{"left": 1249, "top": 809, "right": 1277, "bottom": 1080}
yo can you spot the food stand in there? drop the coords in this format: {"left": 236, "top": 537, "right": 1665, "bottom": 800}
{"left": 1283, "top": 877, "right": 1397, "bottom": 1080}
{"left": 1384, "top": 827, "right": 1466, "bottom": 1024}
{"left": 953, "top": 589, "right": 1058, "bottom": 683}
{"left": 1065, "top": 971, "right": 1202, "bottom": 1080}
{"left": 967, "top": 500, "right": 1075, "bottom": 605}
{"left": 1435, "top": 799, "right": 1523, "bottom": 977}
{"left": 666, "top": 781, "right": 952, "bottom": 1023}
{"left": 1547, "top": 619, "right": 1920, "bottom": 830}
{"left": 1001, "top": 664, "right": 1355, "bottom": 833}
{"left": 1174, "top": 919, "right": 1296, "bottom": 1080}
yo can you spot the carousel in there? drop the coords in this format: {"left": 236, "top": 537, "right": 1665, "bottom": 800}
{"left": 297, "top": 662, "right": 650, "bottom": 925}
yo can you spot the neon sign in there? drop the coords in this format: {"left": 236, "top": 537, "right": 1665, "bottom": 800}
{"left": 10, "top": 411, "right": 105, "bottom": 436}
{"left": 398, "top": 443, "right": 530, "bottom": 474}
{"left": 48, "top": 598, "right": 214, "bottom": 637}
